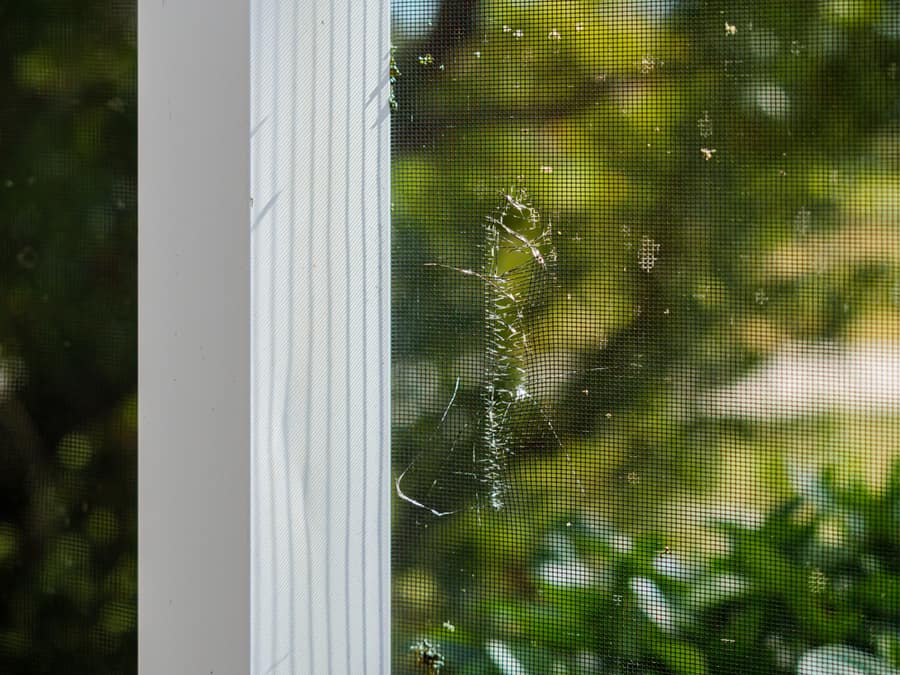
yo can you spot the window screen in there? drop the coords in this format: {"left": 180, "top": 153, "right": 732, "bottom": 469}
{"left": 0, "top": 3, "right": 136, "bottom": 673}
{"left": 391, "top": 1, "right": 900, "bottom": 673}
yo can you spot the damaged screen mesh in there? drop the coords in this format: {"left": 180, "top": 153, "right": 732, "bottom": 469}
{"left": 392, "top": 1, "right": 900, "bottom": 673}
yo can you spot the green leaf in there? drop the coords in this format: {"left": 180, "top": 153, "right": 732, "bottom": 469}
{"left": 650, "top": 638, "right": 709, "bottom": 675}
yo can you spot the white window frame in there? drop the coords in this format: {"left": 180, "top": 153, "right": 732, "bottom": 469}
{"left": 138, "top": 0, "right": 391, "bottom": 672}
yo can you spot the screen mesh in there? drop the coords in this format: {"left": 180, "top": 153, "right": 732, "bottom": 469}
{"left": 392, "top": 1, "right": 900, "bottom": 673}
{"left": 0, "top": 2, "right": 136, "bottom": 673}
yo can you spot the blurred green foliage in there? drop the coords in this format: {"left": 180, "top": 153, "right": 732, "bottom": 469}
{"left": 392, "top": 0, "right": 900, "bottom": 672}
{"left": 396, "top": 462, "right": 900, "bottom": 673}
{"left": 0, "top": 1, "right": 136, "bottom": 673}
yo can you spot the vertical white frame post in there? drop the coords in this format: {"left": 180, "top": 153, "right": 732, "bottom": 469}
{"left": 250, "top": 0, "right": 391, "bottom": 673}
{"left": 140, "top": 0, "right": 391, "bottom": 673}
{"left": 139, "top": 0, "right": 251, "bottom": 673}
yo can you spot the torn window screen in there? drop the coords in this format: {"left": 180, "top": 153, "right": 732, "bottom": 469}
{"left": 392, "top": 0, "right": 900, "bottom": 673}
{"left": 396, "top": 188, "right": 588, "bottom": 515}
